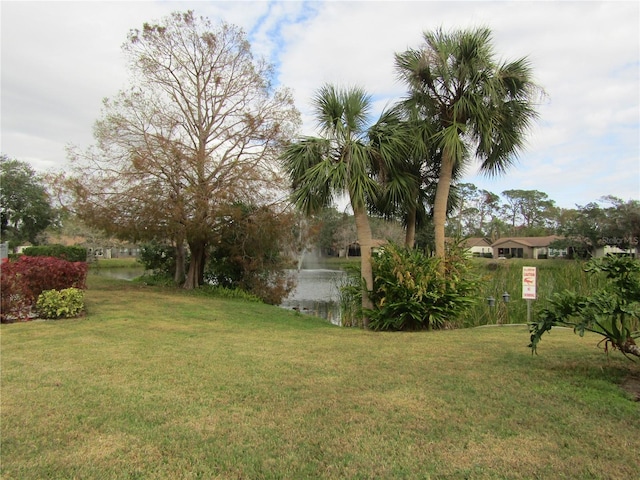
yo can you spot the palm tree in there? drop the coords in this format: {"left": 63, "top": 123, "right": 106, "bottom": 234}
{"left": 370, "top": 106, "right": 465, "bottom": 249}
{"left": 281, "top": 84, "right": 407, "bottom": 327}
{"left": 367, "top": 107, "right": 422, "bottom": 247}
{"left": 395, "top": 27, "right": 541, "bottom": 264}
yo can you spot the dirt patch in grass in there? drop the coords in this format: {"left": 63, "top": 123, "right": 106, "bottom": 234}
{"left": 621, "top": 374, "right": 640, "bottom": 401}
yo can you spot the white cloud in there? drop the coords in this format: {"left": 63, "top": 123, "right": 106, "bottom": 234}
{"left": 1, "top": 0, "right": 638, "bottom": 209}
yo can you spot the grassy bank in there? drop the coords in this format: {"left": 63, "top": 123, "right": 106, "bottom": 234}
{"left": 89, "top": 257, "right": 142, "bottom": 269}
{"left": 1, "top": 276, "right": 638, "bottom": 479}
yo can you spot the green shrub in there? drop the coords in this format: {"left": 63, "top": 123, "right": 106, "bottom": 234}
{"left": 366, "top": 243, "right": 479, "bottom": 331}
{"left": 205, "top": 203, "right": 296, "bottom": 304}
{"left": 138, "top": 241, "right": 176, "bottom": 276}
{"left": 1, "top": 256, "right": 87, "bottom": 322}
{"left": 23, "top": 245, "right": 87, "bottom": 262}
{"left": 35, "top": 288, "right": 85, "bottom": 319}
{"left": 529, "top": 256, "right": 640, "bottom": 358}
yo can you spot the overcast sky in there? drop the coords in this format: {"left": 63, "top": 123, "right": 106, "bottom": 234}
{"left": 1, "top": 0, "right": 638, "bottom": 209}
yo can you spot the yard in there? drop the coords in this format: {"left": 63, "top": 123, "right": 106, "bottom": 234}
{"left": 1, "top": 275, "right": 638, "bottom": 479}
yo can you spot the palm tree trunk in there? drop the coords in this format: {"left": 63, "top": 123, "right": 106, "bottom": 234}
{"left": 621, "top": 338, "right": 640, "bottom": 358}
{"left": 433, "top": 149, "right": 455, "bottom": 267}
{"left": 405, "top": 205, "right": 417, "bottom": 249}
{"left": 353, "top": 203, "right": 373, "bottom": 329}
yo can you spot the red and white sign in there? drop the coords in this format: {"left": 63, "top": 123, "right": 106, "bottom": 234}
{"left": 522, "top": 267, "right": 537, "bottom": 300}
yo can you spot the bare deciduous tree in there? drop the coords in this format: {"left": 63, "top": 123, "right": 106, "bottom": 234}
{"left": 68, "top": 11, "right": 300, "bottom": 288}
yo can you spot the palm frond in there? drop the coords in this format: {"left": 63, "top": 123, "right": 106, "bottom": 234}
{"left": 280, "top": 137, "right": 329, "bottom": 185}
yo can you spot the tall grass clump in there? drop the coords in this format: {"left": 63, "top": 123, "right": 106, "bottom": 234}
{"left": 463, "top": 259, "right": 609, "bottom": 327}
{"left": 337, "top": 263, "right": 365, "bottom": 328}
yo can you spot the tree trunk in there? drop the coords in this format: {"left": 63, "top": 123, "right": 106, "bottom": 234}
{"left": 353, "top": 203, "right": 374, "bottom": 329}
{"left": 456, "top": 202, "right": 464, "bottom": 238}
{"left": 174, "top": 239, "right": 186, "bottom": 284}
{"left": 405, "top": 205, "right": 417, "bottom": 249}
{"left": 183, "top": 239, "right": 206, "bottom": 289}
{"left": 621, "top": 338, "right": 640, "bottom": 358}
{"left": 433, "top": 149, "right": 455, "bottom": 268}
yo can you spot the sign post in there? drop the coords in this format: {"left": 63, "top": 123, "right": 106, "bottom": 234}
{"left": 522, "top": 267, "right": 537, "bottom": 322}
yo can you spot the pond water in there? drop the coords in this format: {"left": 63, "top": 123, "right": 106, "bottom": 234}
{"left": 280, "top": 269, "right": 347, "bottom": 325}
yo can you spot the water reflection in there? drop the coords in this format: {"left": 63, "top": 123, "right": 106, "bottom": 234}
{"left": 280, "top": 269, "right": 346, "bottom": 325}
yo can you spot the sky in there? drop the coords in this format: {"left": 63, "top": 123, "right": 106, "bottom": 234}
{"left": 1, "top": 0, "right": 639, "bottom": 209}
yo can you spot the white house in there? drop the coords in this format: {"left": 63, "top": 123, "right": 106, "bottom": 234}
{"left": 593, "top": 245, "right": 637, "bottom": 258}
{"left": 461, "top": 237, "right": 493, "bottom": 257}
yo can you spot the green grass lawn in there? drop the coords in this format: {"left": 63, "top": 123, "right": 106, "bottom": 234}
{"left": 90, "top": 257, "right": 142, "bottom": 269}
{"left": 1, "top": 276, "right": 638, "bottom": 479}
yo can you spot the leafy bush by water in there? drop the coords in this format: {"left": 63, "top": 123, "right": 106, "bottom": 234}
{"left": 341, "top": 243, "right": 479, "bottom": 331}
{"left": 369, "top": 244, "right": 479, "bottom": 330}
{"left": 138, "top": 241, "right": 177, "bottom": 276}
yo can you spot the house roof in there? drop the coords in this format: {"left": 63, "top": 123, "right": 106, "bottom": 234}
{"left": 445, "top": 237, "right": 492, "bottom": 247}
{"left": 47, "top": 234, "right": 87, "bottom": 246}
{"left": 462, "top": 237, "right": 492, "bottom": 248}
{"left": 491, "top": 235, "right": 562, "bottom": 248}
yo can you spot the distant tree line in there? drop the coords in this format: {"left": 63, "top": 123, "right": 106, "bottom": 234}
{"left": 444, "top": 185, "right": 639, "bottom": 254}
{"left": 6, "top": 150, "right": 636, "bottom": 262}
{"left": 300, "top": 190, "right": 639, "bottom": 259}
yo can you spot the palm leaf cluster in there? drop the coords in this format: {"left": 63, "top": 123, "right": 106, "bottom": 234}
{"left": 281, "top": 85, "right": 402, "bottom": 215}
{"left": 284, "top": 27, "right": 541, "bottom": 254}
{"left": 395, "top": 27, "right": 541, "bottom": 258}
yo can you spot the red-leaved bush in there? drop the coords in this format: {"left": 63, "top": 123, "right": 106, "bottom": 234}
{"left": 1, "top": 256, "right": 88, "bottom": 323}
